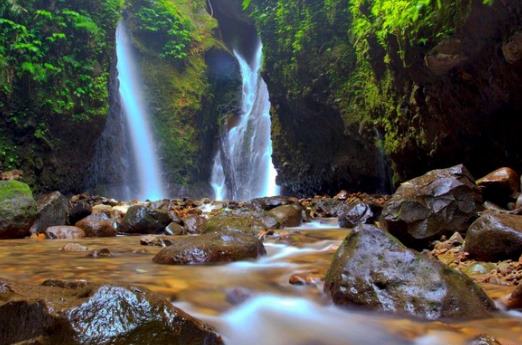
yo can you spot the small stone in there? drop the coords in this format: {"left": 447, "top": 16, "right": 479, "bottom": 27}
{"left": 61, "top": 243, "right": 89, "bottom": 252}
{"left": 45, "top": 226, "right": 85, "bottom": 240}
{"left": 41, "top": 279, "right": 89, "bottom": 289}
{"left": 289, "top": 271, "right": 322, "bottom": 286}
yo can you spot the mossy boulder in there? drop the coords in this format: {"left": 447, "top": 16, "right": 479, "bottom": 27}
{"left": 203, "top": 214, "right": 266, "bottom": 235}
{"left": 0, "top": 180, "right": 37, "bottom": 238}
{"left": 267, "top": 204, "right": 303, "bottom": 227}
{"left": 324, "top": 224, "right": 495, "bottom": 320}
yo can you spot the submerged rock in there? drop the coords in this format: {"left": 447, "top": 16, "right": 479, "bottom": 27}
{"left": 382, "top": 164, "right": 482, "bottom": 248}
{"left": 153, "top": 231, "right": 266, "bottom": 265}
{"left": 267, "top": 204, "right": 303, "bottom": 227}
{"left": 29, "top": 191, "right": 69, "bottom": 234}
{"left": 45, "top": 226, "right": 85, "bottom": 240}
{"left": 0, "top": 280, "right": 223, "bottom": 345}
{"left": 122, "top": 205, "right": 171, "bottom": 234}
{"left": 338, "top": 202, "right": 374, "bottom": 228}
{"left": 75, "top": 213, "right": 116, "bottom": 237}
{"left": 324, "top": 224, "right": 495, "bottom": 320}
{"left": 0, "top": 180, "right": 37, "bottom": 239}
{"left": 464, "top": 212, "right": 522, "bottom": 261}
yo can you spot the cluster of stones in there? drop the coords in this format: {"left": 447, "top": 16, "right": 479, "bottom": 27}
{"left": 1, "top": 164, "right": 522, "bottom": 344}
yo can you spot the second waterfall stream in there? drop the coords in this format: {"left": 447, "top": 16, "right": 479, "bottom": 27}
{"left": 211, "top": 41, "right": 280, "bottom": 200}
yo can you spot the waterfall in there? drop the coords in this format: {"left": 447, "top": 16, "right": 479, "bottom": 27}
{"left": 114, "top": 21, "right": 165, "bottom": 201}
{"left": 210, "top": 42, "right": 280, "bottom": 201}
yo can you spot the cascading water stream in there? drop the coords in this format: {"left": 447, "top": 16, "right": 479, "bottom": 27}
{"left": 211, "top": 42, "right": 280, "bottom": 200}
{"left": 115, "top": 21, "right": 165, "bottom": 201}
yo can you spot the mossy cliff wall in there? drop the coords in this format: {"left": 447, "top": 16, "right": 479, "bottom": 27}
{"left": 0, "top": 0, "right": 121, "bottom": 193}
{"left": 124, "top": 0, "right": 240, "bottom": 196}
{"left": 245, "top": 0, "right": 522, "bottom": 193}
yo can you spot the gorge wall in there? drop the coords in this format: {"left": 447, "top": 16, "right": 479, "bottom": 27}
{"left": 244, "top": 0, "right": 522, "bottom": 195}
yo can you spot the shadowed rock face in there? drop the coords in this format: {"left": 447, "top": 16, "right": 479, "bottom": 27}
{"left": 122, "top": 205, "right": 171, "bottom": 234}
{"left": 465, "top": 212, "right": 522, "bottom": 261}
{"left": 29, "top": 191, "right": 70, "bottom": 234}
{"left": 324, "top": 225, "right": 495, "bottom": 320}
{"left": 0, "top": 280, "right": 223, "bottom": 345}
{"left": 382, "top": 165, "right": 482, "bottom": 248}
{"left": 153, "top": 231, "right": 266, "bottom": 265}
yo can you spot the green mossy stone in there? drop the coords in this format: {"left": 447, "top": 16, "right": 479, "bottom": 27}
{"left": 0, "top": 180, "right": 37, "bottom": 239}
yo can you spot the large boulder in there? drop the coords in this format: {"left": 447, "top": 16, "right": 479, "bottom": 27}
{"left": 153, "top": 231, "right": 266, "bottom": 265}
{"left": 29, "top": 191, "right": 70, "bottom": 234}
{"left": 0, "top": 180, "right": 37, "bottom": 238}
{"left": 122, "top": 205, "right": 171, "bottom": 234}
{"left": 0, "top": 280, "right": 223, "bottom": 345}
{"left": 75, "top": 213, "right": 116, "bottom": 237}
{"left": 382, "top": 164, "right": 482, "bottom": 248}
{"left": 324, "top": 225, "right": 495, "bottom": 320}
{"left": 69, "top": 199, "right": 92, "bottom": 224}
{"left": 476, "top": 167, "right": 520, "bottom": 206}
{"left": 182, "top": 215, "right": 207, "bottom": 234}
{"left": 267, "top": 204, "right": 303, "bottom": 227}
{"left": 464, "top": 212, "right": 522, "bottom": 261}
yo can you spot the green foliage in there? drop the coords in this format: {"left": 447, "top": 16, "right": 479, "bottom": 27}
{"left": 128, "top": 0, "right": 193, "bottom": 63}
{"left": 0, "top": 0, "right": 121, "bottom": 173}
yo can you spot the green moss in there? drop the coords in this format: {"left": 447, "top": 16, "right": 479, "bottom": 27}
{"left": 0, "top": 180, "right": 34, "bottom": 200}
{"left": 127, "top": 0, "right": 232, "bottom": 186}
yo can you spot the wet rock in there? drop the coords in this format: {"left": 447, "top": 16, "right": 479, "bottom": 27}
{"left": 29, "top": 192, "right": 69, "bottom": 234}
{"left": 477, "top": 167, "right": 520, "bottom": 206}
{"left": 324, "top": 224, "right": 495, "bottom": 320}
{"left": 251, "top": 196, "right": 293, "bottom": 210}
{"left": 75, "top": 213, "right": 117, "bottom": 237}
{"left": 225, "top": 287, "right": 253, "bottom": 305}
{"left": 504, "top": 284, "right": 522, "bottom": 310}
{"left": 0, "top": 281, "right": 223, "bottom": 345}
{"left": 87, "top": 248, "right": 113, "bottom": 258}
{"left": 45, "top": 226, "right": 85, "bottom": 240}
{"left": 61, "top": 243, "right": 89, "bottom": 252}
{"left": 183, "top": 215, "right": 207, "bottom": 234}
{"left": 91, "top": 204, "right": 113, "bottom": 216}
{"left": 268, "top": 204, "right": 303, "bottom": 227}
{"left": 311, "top": 198, "right": 343, "bottom": 217}
{"left": 122, "top": 205, "right": 171, "bottom": 234}
{"left": 334, "top": 190, "right": 349, "bottom": 201}
{"left": 153, "top": 231, "right": 266, "bottom": 265}
{"left": 0, "top": 180, "right": 37, "bottom": 239}
{"left": 382, "top": 164, "right": 482, "bottom": 248}
{"left": 165, "top": 222, "right": 185, "bottom": 235}
{"left": 464, "top": 212, "right": 522, "bottom": 261}
{"left": 338, "top": 202, "right": 374, "bottom": 228}
{"left": 0, "top": 300, "right": 55, "bottom": 345}
{"left": 425, "top": 38, "right": 467, "bottom": 75}
{"left": 289, "top": 271, "right": 322, "bottom": 286}
{"left": 68, "top": 200, "right": 92, "bottom": 224}
{"left": 469, "top": 335, "right": 502, "bottom": 345}
{"left": 41, "top": 279, "right": 89, "bottom": 289}
{"left": 203, "top": 214, "right": 265, "bottom": 235}
{"left": 502, "top": 31, "right": 522, "bottom": 64}
{"left": 140, "top": 235, "right": 176, "bottom": 247}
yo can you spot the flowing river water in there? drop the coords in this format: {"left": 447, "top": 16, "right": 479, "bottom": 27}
{"left": 1, "top": 223, "right": 521, "bottom": 345}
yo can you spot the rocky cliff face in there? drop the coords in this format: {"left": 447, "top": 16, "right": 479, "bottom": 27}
{"left": 246, "top": 0, "right": 522, "bottom": 194}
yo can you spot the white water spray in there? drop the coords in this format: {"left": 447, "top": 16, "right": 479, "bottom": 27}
{"left": 116, "top": 21, "right": 165, "bottom": 201}
{"left": 211, "top": 42, "right": 280, "bottom": 200}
